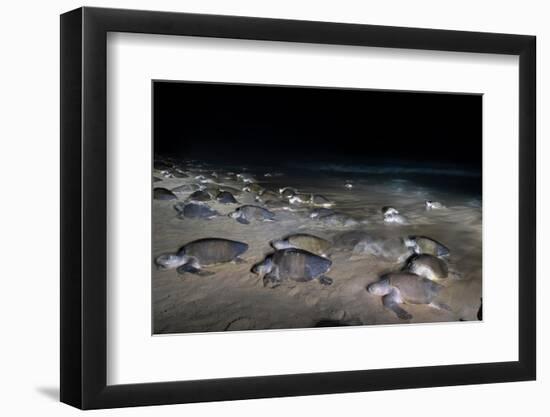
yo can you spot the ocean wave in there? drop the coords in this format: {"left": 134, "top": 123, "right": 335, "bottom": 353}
{"left": 302, "top": 163, "right": 481, "bottom": 177}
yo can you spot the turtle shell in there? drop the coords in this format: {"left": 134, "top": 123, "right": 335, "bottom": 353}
{"left": 272, "top": 249, "right": 332, "bottom": 281}
{"left": 408, "top": 254, "right": 448, "bottom": 280}
{"left": 388, "top": 273, "right": 442, "bottom": 304}
{"left": 183, "top": 238, "right": 248, "bottom": 265}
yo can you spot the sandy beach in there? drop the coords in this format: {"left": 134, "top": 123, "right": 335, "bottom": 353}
{"left": 152, "top": 159, "right": 482, "bottom": 334}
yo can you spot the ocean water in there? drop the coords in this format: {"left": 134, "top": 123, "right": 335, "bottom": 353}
{"left": 152, "top": 158, "right": 482, "bottom": 334}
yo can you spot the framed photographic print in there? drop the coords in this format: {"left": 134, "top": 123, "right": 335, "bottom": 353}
{"left": 60, "top": 6, "right": 536, "bottom": 409}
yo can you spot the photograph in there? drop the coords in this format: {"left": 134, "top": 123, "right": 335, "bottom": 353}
{"left": 151, "top": 81, "right": 483, "bottom": 334}
{"left": 54, "top": 3, "right": 539, "bottom": 411}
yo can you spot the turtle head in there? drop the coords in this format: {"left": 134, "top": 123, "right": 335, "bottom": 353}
{"left": 270, "top": 238, "right": 291, "bottom": 251}
{"left": 403, "top": 236, "right": 418, "bottom": 250}
{"left": 251, "top": 256, "right": 273, "bottom": 276}
{"left": 367, "top": 279, "right": 391, "bottom": 296}
{"left": 279, "top": 187, "right": 296, "bottom": 198}
{"left": 155, "top": 252, "right": 186, "bottom": 271}
{"left": 228, "top": 209, "right": 241, "bottom": 219}
{"left": 382, "top": 206, "right": 399, "bottom": 216}
{"left": 263, "top": 273, "right": 280, "bottom": 288}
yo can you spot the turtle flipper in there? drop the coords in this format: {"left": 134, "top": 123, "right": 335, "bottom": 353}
{"left": 236, "top": 216, "right": 250, "bottom": 225}
{"left": 177, "top": 263, "right": 200, "bottom": 274}
{"left": 318, "top": 275, "right": 334, "bottom": 286}
{"left": 263, "top": 272, "right": 281, "bottom": 288}
{"left": 383, "top": 292, "right": 412, "bottom": 320}
{"left": 429, "top": 301, "right": 452, "bottom": 312}
{"left": 177, "top": 263, "right": 215, "bottom": 276}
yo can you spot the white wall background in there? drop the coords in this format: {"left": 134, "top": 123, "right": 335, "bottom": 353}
{"left": 0, "top": 0, "right": 546, "bottom": 415}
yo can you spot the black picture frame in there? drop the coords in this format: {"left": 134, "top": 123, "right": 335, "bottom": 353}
{"left": 60, "top": 6, "right": 536, "bottom": 410}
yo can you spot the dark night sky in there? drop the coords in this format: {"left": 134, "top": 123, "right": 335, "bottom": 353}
{"left": 154, "top": 81, "right": 481, "bottom": 171}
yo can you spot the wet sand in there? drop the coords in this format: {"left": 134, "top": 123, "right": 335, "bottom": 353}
{"left": 152, "top": 160, "right": 482, "bottom": 334}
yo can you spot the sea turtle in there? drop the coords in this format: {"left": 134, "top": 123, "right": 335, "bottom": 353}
{"left": 171, "top": 169, "right": 189, "bottom": 178}
{"left": 174, "top": 202, "right": 219, "bottom": 220}
{"left": 171, "top": 183, "right": 201, "bottom": 193}
{"left": 237, "top": 173, "right": 256, "bottom": 183}
{"left": 264, "top": 200, "right": 292, "bottom": 210}
{"left": 279, "top": 187, "right": 297, "bottom": 199}
{"left": 199, "top": 183, "right": 220, "bottom": 194}
{"left": 159, "top": 170, "right": 175, "bottom": 179}
{"left": 381, "top": 206, "right": 399, "bottom": 216}
{"left": 271, "top": 233, "right": 331, "bottom": 257}
{"left": 425, "top": 200, "right": 445, "bottom": 210}
{"left": 219, "top": 186, "right": 243, "bottom": 195}
{"left": 153, "top": 187, "right": 177, "bottom": 200}
{"left": 319, "top": 213, "right": 359, "bottom": 227}
{"left": 229, "top": 205, "right": 276, "bottom": 224}
{"left": 332, "top": 230, "right": 369, "bottom": 250}
{"left": 367, "top": 272, "right": 451, "bottom": 319}
{"left": 216, "top": 191, "right": 238, "bottom": 204}
{"left": 186, "top": 190, "right": 212, "bottom": 202}
{"left": 383, "top": 212, "right": 408, "bottom": 224}
{"left": 155, "top": 238, "right": 249, "bottom": 276}
{"left": 404, "top": 236, "right": 450, "bottom": 257}
{"left": 252, "top": 248, "right": 333, "bottom": 287}
{"left": 406, "top": 254, "right": 449, "bottom": 281}
{"left": 255, "top": 190, "right": 280, "bottom": 203}
{"left": 310, "top": 194, "right": 334, "bottom": 207}
{"left": 243, "top": 183, "right": 264, "bottom": 194}
{"left": 352, "top": 236, "right": 411, "bottom": 263}
{"left": 309, "top": 207, "right": 335, "bottom": 219}
{"left": 288, "top": 193, "right": 311, "bottom": 205}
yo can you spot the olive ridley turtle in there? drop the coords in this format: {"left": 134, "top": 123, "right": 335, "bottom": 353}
{"left": 155, "top": 238, "right": 249, "bottom": 276}
{"left": 216, "top": 191, "right": 238, "bottom": 204}
{"left": 174, "top": 202, "right": 219, "bottom": 220}
{"left": 425, "top": 200, "right": 445, "bottom": 210}
{"left": 271, "top": 234, "right": 331, "bottom": 257}
{"left": 252, "top": 248, "right": 333, "bottom": 287}
{"left": 406, "top": 254, "right": 449, "bottom": 281}
{"left": 404, "top": 236, "right": 450, "bottom": 257}
{"left": 229, "top": 205, "right": 276, "bottom": 224}
{"left": 186, "top": 190, "right": 212, "bottom": 202}
{"left": 153, "top": 187, "right": 177, "bottom": 200}
{"left": 367, "top": 272, "right": 451, "bottom": 320}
